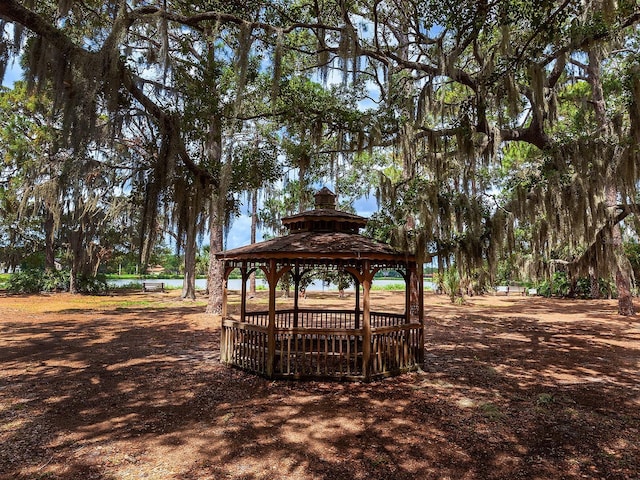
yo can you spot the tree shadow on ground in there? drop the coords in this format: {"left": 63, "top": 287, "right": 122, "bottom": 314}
{"left": 0, "top": 296, "right": 638, "bottom": 479}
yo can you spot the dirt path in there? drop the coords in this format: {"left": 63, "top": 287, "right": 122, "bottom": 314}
{"left": 0, "top": 291, "right": 638, "bottom": 479}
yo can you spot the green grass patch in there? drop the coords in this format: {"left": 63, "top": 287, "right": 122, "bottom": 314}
{"left": 115, "top": 300, "right": 155, "bottom": 308}
{"left": 371, "top": 283, "right": 406, "bottom": 291}
{"left": 479, "top": 402, "right": 504, "bottom": 420}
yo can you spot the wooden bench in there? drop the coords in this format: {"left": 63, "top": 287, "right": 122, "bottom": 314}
{"left": 142, "top": 281, "right": 165, "bottom": 292}
{"left": 495, "top": 285, "right": 528, "bottom": 296}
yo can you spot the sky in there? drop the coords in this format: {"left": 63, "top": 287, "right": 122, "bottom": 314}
{"left": 2, "top": 61, "right": 22, "bottom": 86}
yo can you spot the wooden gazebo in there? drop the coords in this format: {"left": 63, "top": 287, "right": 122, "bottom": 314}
{"left": 215, "top": 188, "right": 424, "bottom": 381}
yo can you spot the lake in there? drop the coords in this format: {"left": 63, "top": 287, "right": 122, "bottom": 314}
{"left": 109, "top": 277, "right": 435, "bottom": 291}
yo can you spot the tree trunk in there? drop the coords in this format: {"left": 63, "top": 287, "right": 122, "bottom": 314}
{"left": 588, "top": 47, "right": 635, "bottom": 316}
{"left": 206, "top": 205, "right": 224, "bottom": 314}
{"left": 589, "top": 268, "right": 600, "bottom": 299}
{"left": 616, "top": 269, "right": 635, "bottom": 315}
{"left": 249, "top": 189, "right": 257, "bottom": 297}
{"left": 610, "top": 202, "right": 635, "bottom": 315}
{"left": 604, "top": 184, "right": 635, "bottom": 314}
{"left": 202, "top": 45, "right": 226, "bottom": 314}
{"left": 68, "top": 226, "right": 84, "bottom": 294}
{"left": 44, "top": 209, "right": 56, "bottom": 272}
{"left": 182, "top": 204, "right": 198, "bottom": 300}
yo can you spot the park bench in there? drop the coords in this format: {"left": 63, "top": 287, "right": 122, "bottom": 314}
{"left": 142, "top": 281, "right": 165, "bottom": 292}
{"left": 495, "top": 285, "right": 528, "bottom": 296}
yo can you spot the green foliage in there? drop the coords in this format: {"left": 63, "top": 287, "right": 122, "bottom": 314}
{"left": 536, "top": 271, "right": 614, "bottom": 298}
{"left": 7, "top": 269, "right": 69, "bottom": 293}
{"left": 371, "top": 282, "right": 405, "bottom": 291}
{"left": 6, "top": 269, "right": 107, "bottom": 294}
{"left": 536, "top": 393, "right": 556, "bottom": 407}
{"left": 496, "top": 254, "right": 519, "bottom": 285}
{"left": 536, "top": 272, "right": 570, "bottom": 297}
{"left": 74, "top": 274, "right": 109, "bottom": 294}
{"left": 41, "top": 270, "right": 70, "bottom": 292}
{"left": 6, "top": 270, "right": 46, "bottom": 293}
{"left": 625, "top": 242, "right": 640, "bottom": 282}
{"left": 2, "top": 0, "right": 640, "bottom": 314}
{"left": 442, "top": 267, "right": 463, "bottom": 304}
{"left": 318, "top": 269, "right": 353, "bottom": 291}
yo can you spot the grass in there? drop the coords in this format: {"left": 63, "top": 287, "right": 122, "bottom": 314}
{"left": 371, "top": 283, "right": 406, "bottom": 291}
{"left": 479, "top": 402, "right": 504, "bottom": 420}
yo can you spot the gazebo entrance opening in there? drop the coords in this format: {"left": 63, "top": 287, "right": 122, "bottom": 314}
{"left": 216, "top": 188, "right": 424, "bottom": 381}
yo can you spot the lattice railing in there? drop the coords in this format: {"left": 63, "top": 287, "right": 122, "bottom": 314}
{"left": 243, "top": 310, "right": 406, "bottom": 329}
{"left": 221, "top": 312, "right": 423, "bottom": 380}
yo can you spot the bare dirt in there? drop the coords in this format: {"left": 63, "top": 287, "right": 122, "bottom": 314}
{"left": 0, "top": 290, "right": 638, "bottom": 480}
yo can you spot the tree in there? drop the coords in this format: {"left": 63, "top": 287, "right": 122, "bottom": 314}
{"left": 0, "top": 81, "right": 132, "bottom": 290}
{"left": 0, "top": 1, "right": 291, "bottom": 308}
{"left": 4, "top": 0, "right": 640, "bottom": 315}
{"left": 313, "top": 0, "right": 640, "bottom": 314}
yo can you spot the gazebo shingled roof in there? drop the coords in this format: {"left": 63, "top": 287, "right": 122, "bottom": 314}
{"left": 215, "top": 187, "right": 424, "bottom": 381}
{"left": 217, "top": 231, "right": 409, "bottom": 261}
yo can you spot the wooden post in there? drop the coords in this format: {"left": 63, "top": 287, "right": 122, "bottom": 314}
{"left": 362, "top": 261, "right": 373, "bottom": 381}
{"left": 221, "top": 265, "right": 236, "bottom": 320}
{"left": 354, "top": 279, "right": 361, "bottom": 329}
{"left": 240, "top": 263, "right": 248, "bottom": 321}
{"left": 418, "top": 262, "right": 425, "bottom": 364}
{"left": 266, "top": 260, "right": 277, "bottom": 377}
{"left": 220, "top": 264, "right": 235, "bottom": 364}
{"left": 221, "top": 279, "right": 228, "bottom": 319}
{"left": 262, "top": 260, "right": 292, "bottom": 377}
{"left": 404, "top": 265, "right": 412, "bottom": 324}
{"left": 345, "top": 264, "right": 376, "bottom": 379}
{"left": 293, "top": 263, "right": 300, "bottom": 328}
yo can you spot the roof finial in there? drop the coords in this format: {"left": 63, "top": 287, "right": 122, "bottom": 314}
{"left": 314, "top": 187, "right": 336, "bottom": 210}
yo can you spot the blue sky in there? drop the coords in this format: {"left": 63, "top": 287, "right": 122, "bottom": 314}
{"left": 2, "top": 61, "right": 22, "bottom": 86}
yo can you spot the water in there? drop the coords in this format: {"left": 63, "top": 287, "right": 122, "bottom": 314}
{"left": 109, "top": 277, "right": 434, "bottom": 291}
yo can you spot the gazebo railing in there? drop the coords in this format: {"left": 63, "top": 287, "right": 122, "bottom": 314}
{"left": 221, "top": 313, "right": 423, "bottom": 380}
{"left": 371, "top": 324, "right": 423, "bottom": 373}
{"left": 243, "top": 309, "right": 407, "bottom": 329}
{"left": 275, "top": 329, "right": 364, "bottom": 378}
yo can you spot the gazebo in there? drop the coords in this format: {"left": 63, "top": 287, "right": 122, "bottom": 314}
{"left": 215, "top": 188, "right": 424, "bottom": 381}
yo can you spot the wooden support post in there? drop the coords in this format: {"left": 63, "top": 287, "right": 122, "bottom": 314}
{"left": 222, "top": 265, "right": 235, "bottom": 320}
{"left": 405, "top": 265, "right": 412, "bottom": 324}
{"left": 222, "top": 279, "right": 228, "bottom": 319}
{"left": 262, "top": 260, "right": 291, "bottom": 378}
{"left": 240, "top": 264, "right": 248, "bottom": 321}
{"left": 293, "top": 263, "right": 300, "bottom": 328}
{"left": 220, "top": 264, "right": 235, "bottom": 364}
{"left": 362, "top": 278, "right": 371, "bottom": 379}
{"left": 348, "top": 262, "right": 376, "bottom": 380}
{"left": 354, "top": 279, "right": 361, "bottom": 329}
{"left": 265, "top": 260, "right": 278, "bottom": 378}
{"left": 362, "top": 262, "right": 373, "bottom": 381}
{"left": 418, "top": 263, "right": 425, "bottom": 364}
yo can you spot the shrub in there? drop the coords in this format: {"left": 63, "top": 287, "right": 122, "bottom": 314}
{"left": 42, "top": 270, "right": 70, "bottom": 291}
{"left": 7, "top": 269, "right": 44, "bottom": 293}
{"left": 442, "top": 267, "right": 463, "bottom": 304}
{"left": 8, "top": 269, "right": 108, "bottom": 294}
{"left": 537, "top": 272, "right": 616, "bottom": 299}
{"left": 75, "top": 274, "right": 109, "bottom": 294}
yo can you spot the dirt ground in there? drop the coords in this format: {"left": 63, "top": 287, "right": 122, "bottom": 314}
{"left": 0, "top": 289, "right": 638, "bottom": 480}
